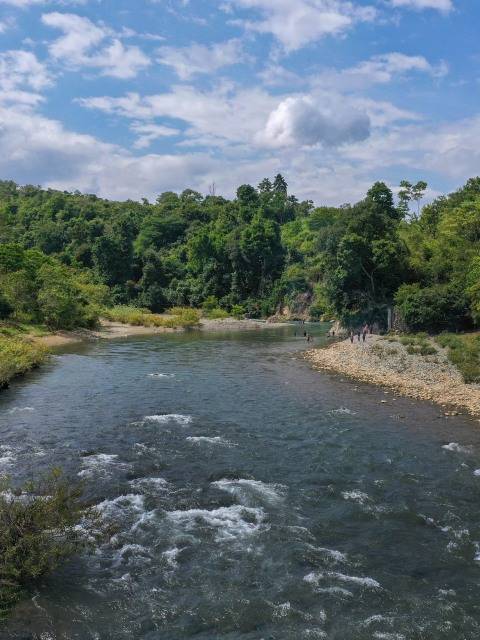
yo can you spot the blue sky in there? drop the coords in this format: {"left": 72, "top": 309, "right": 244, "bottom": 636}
{"left": 0, "top": 0, "right": 477, "bottom": 204}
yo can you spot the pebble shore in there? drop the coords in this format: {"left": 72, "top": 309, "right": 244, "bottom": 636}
{"left": 306, "top": 334, "right": 480, "bottom": 418}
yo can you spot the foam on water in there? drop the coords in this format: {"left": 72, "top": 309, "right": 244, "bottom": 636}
{"left": 362, "top": 615, "right": 394, "bottom": 627}
{"left": 442, "top": 442, "right": 473, "bottom": 454}
{"left": 78, "top": 454, "right": 130, "bottom": 479}
{"left": 304, "top": 571, "right": 381, "bottom": 589}
{"left": 148, "top": 373, "right": 175, "bottom": 379}
{"left": 303, "top": 631, "right": 327, "bottom": 638}
{"left": 8, "top": 406, "right": 35, "bottom": 414}
{"left": 473, "top": 469, "right": 480, "bottom": 477}
{"left": 96, "top": 494, "right": 146, "bottom": 518}
{"left": 129, "top": 477, "right": 169, "bottom": 492}
{"left": 166, "top": 504, "right": 266, "bottom": 542}
{"left": 186, "top": 436, "right": 234, "bottom": 446}
{"left": 0, "top": 446, "right": 16, "bottom": 468}
{"left": 342, "top": 490, "right": 370, "bottom": 504}
{"left": 212, "top": 478, "right": 286, "bottom": 505}
{"left": 329, "top": 407, "right": 357, "bottom": 416}
{"left": 163, "top": 546, "right": 182, "bottom": 568}
{"left": 306, "top": 545, "right": 347, "bottom": 563}
{"left": 112, "top": 544, "right": 151, "bottom": 568}
{"left": 373, "top": 634, "right": 405, "bottom": 640}
{"left": 312, "top": 586, "right": 353, "bottom": 598}
{"left": 144, "top": 414, "right": 193, "bottom": 425}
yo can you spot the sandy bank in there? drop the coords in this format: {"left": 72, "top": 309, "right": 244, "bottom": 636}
{"left": 306, "top": 335, "right": 480, "bottom": 418}
{"left": 34, "top": 317, "right": 290, "bottom": 347}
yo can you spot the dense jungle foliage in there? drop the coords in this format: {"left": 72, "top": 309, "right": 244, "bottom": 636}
{"left": 0, "top": 174, "right": 478, "bottom": 332}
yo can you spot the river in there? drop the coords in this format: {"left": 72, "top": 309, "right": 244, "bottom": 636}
{"left": 1, "top": 325, "right": 480, "bottom": 639}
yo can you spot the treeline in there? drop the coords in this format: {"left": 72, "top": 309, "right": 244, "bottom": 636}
{"left": 0, "top": 175, "right": 479, "bottom": 332}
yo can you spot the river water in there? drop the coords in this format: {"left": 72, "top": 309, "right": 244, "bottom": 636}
{"left": 1, "top": 325, "right": 480, "bottom": 639}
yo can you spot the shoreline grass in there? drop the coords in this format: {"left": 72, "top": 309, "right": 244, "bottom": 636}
{"left": 0, "top": 336, "right": 48, "bottom": 388}
{"left": 435, "top": 333, "right": 480, "bottom": 384}
{"left": 103, "top": 305, "right": 200, "bottom": 329}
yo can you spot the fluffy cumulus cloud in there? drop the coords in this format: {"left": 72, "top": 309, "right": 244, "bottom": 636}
{"left": 389, "top": 0, "right": 453, "bottom": 11}
{"left": 224, "top": 0, "right": 376, "bottom": 51}
{"left": 259, "top": 95, "right": 370, "bottom": 148}
{"left": 42, "top": 12, "right": 150, "bottom": 78}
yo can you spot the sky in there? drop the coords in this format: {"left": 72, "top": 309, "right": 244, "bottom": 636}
{"left": 0, "top": 0, "right": 478, "bottom": 205}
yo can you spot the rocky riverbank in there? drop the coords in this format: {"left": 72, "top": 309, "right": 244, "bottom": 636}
{"left": 306, "top": 334, "right": 480, "bottom": 418}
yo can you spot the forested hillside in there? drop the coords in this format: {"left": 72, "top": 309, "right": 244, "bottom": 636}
{"left": 0, "top": 175, "right": 479, "bottom": 332}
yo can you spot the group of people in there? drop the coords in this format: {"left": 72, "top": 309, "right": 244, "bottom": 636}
{"left": 350, "top": 323, "right": 372, "bottom": 343}
{"left": 293, "top": 326, "right": 314, "bottom": 342}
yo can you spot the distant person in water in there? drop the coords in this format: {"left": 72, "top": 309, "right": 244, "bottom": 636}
{"left": 357, "top": 330, "right": 361, "bottom": 342}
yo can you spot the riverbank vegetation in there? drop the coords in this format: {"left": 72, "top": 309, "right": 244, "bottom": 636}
{"left": 0, "top": 470, "right": 94, "bottom": 618}
{"left": 0, "top": 175, "right": 479, "bottom": 335}
{"left": 435, "top": 333, "right": 480, "bottom": 383}
{"left": 0, "top": 337, "right": 48, "bottom": 388}
{"left": 103, "top": 305, "right": 200, "bottom": 328}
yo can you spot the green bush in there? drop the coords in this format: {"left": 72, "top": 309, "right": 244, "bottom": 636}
{"left": 205, "top": 307, "right": 229, "bottom": 319}
{"left": 436, "top": 333, "right": 480, "bottom": 383}
{"left": 0, "top": 470, "right": 94, "bottom": 618}
{"left": 0, "top": 337, "right": 48, "bottom": 387}
{"left": 231, "top": 304, "right": 245, "bottom": 319}
{"left": 201, "top": 296, "right": 219, "bottom": 312}
{"left": 395, "top": 283, "right": 469, "bottom": 332}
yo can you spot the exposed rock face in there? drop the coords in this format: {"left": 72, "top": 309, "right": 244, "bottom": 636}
{"left": 305, "top": 335, "right": 480, "bottom": 417}
{"left": 270, "top": 292, "right": 313, "bottom": 322}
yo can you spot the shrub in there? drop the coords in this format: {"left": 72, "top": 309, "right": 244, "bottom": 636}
{"left": 201, "top": 296, "right": 219, "bottom": 312}
{"left": 0, "top": 470, "right": 95, "bottom": 618}
{"left": 436, "top": 332, "right": 480, "bottom": 383}
{"left": 395, "top": 283, "right": 469, "bottom": 332}
{"left": 103, "top": 305, "right": 151, "bottom": 326}
{"left": 205, "top": 308, "right": 229, "bottom": 319}
{"left": 231, "top": 304, "right": 245, "bottom": 319}
{"left": 0, "top": 337, "right": 48, "bottom": 387}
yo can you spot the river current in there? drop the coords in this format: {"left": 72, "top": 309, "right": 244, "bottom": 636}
{"left": 1, "top": 325, "right": 480, "bottom": 639}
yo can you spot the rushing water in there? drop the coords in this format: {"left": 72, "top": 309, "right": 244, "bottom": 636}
{"left": 1, "top": 325, "right": 480, "bottom": 639}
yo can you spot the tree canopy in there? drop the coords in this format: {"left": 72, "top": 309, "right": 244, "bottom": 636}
{"left": 0, "top": 174, "right": 478, "bottom": 331}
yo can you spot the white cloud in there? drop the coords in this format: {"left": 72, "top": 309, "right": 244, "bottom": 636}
{"left": 225, "top": 0, "right": 376, "bottom": 51}
{"left": 42, "top": 12, "right": 150, "bottom": 78}
{"left": 258, "top": 95, "right": 370, "bottom": 147}
{"left": 389, "top": 0, "right": 453, "bottom": 12}
{"left": 130, "top": 122, "right": 180, "bottom": 149}
{"left": 0, "top": 50, "right": 52, "bottom": 106}
{"left": 2, "top": 92, "right": 480, "bottom": 208}
{"left": 0, "top": 0, "right": 86, "bottom": 6}
{"left": 157, "top": 39, "right": 247, "bottom": 79}
{"left": 314, "top": 52, "right": 447, "bottom": 91}
{"left": 79, "top": 84, "right": 279, "bottom": 148}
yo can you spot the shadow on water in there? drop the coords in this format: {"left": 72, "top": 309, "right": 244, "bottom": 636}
{"left": 1, "top": 323, "right": 480, "bottom": 639}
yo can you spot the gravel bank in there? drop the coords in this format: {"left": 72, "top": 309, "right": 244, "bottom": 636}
{"left": 306, "top": 335, "right": 480, "bottom": 418}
